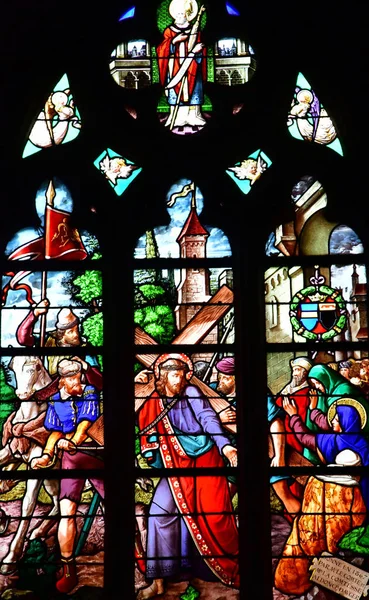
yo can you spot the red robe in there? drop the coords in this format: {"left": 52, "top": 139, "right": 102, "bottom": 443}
{"left": 157, "top": 26, "right": 207, "bottom": 100}
{"left": 276, "top": 385, "right": 310, "bottom": 453}
{"left": 139, "top": 391, "right": 239, "bottom": 588}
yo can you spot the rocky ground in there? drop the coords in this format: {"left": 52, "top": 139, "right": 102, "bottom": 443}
{"left": 136, "top": 576, "right": 239, "bottom": 600}
{"left": 271, "top": 514, "right": 366, "bottom": 600}
{"left": 0, "top": 491, "right": 104, "bottom": 599}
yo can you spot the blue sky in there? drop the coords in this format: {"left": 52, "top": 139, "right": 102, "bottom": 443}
{"left": 135, "top": 178, "right": 232, "bottom": 258}
{"left": 5, "top": 178, "right": 98, "bottom": 257}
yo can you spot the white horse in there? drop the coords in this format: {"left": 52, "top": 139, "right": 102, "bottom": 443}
{"left": 0, "top": 356, "right": 60, "bottom": 574}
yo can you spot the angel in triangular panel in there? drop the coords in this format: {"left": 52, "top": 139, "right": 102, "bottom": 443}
{"left": 287, "top": 73, "right": 342, "bottom": 154}
{"left": 226, "top": 149, "right": 272, "bottom": 194}
{"left": 228, "top": 154, "right": 267, "bottom": 184}
{"left": 23, "top": 74, "right": 81, "bottom": 158}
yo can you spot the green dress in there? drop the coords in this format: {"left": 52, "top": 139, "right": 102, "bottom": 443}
{"left": 305, "top": 364, "right": 369, "bottom": 463}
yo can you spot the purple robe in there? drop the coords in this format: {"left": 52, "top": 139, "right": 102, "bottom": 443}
{"left": 143, "top": 385, "right": 233, "bottom": 580}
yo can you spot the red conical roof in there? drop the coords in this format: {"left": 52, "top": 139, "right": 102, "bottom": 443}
{"left": 177, "top": 207, "right": 209, "bottom": 242}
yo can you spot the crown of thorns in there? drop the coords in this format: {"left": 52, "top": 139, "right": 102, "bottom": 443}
{"left": 154, "top": 353, "right": 193, "bottom": 380}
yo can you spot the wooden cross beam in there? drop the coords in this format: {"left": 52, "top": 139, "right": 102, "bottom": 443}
{"left": 134, "top": 284, "right": 236, "bottom": 433}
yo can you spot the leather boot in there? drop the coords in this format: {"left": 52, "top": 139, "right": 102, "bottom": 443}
{"left": 56, "top": 557, "right": 78, "bottom": 594}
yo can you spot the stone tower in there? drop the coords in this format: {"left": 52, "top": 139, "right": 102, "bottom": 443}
{"left": 175, "top": 187, "right": 212, "bottom": 332}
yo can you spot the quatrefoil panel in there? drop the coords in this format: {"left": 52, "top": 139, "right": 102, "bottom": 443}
{"left": 109, "top": 0, "right": 256, "bottom": 135}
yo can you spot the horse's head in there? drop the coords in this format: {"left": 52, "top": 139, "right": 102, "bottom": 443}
{"left": 9, "top": 356, "right": 52, "bottom": 400}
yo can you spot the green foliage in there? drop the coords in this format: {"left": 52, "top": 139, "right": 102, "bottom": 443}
{"left": 135, "top": 424, "right": 140, "bottom": 456}
{"left": 134, "top": 305, "right": 175, "bottom": 344}
{"left": 135, "top": 283, "right": 168, "bottom": 308}
{"left": 74, "top": 270, "right": 102, "bottom": 304}
{"left": 151, "top": 48, "right": 159, "bottom": 83}
{"left": 145, "top": 229, "right": 159, "bottom": 258}
{"left": 134, "top": 282, "right": 176, "bottom": 343}
{"left": 17, "top": 539, "right": 58, "bottom": 596}
{"left": 203, "top": 93, "right": 212, "bottom": 112}
{"left": 0, "top": 363, "right": 16, "bottom": 400}
{"left": 134, "top": 362, "right": 144, "bottom": 376}
{"left": 270, "top": 486, "right": 284, "bottom": 514}
{"left": 180, "top": 584, "right": 200, "bottom": 600}
{"left": 339, "top": 526, "right": 369, "bottom": 555}
{"left": 207, "top": 45, "right": 214, "bottom": 82}
{"left": 82, "top": 313, "right": 103, "bottom": 346}
{"left": 140, "top": 285, "right": 165, "bottom": 301}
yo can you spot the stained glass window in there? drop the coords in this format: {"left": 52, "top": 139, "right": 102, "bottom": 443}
{"left": 0, "top": 177, "right": 104, "bottom": 592}
{"left": 134, "top": 178, "right": 239, "bottom": 596}
{"left": 2, "top": 1, "right": 366, "bottom": 599}
{"left": 266, "top": 185, "right": 369, "bottom": 597}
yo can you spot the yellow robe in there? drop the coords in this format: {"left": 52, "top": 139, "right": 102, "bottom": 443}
{"left": 274, "top": 475, "right": 366, "bottom": 595}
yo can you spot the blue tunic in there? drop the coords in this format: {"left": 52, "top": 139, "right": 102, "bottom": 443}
{"left": 45, "top": 385, "right": 99, "bottom": 434}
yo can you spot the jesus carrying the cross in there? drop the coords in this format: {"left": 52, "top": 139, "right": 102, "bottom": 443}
{"left": 136, "top": 353, "right": 239, "bottom": 599}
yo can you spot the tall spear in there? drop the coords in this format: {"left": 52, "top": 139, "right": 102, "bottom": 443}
{"left": 39, "top": 180, "right": 55, "bottom": 348}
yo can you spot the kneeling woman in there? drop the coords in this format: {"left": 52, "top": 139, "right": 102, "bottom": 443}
{"left": 274, "top": 397, "right": 369, "bottom": 596}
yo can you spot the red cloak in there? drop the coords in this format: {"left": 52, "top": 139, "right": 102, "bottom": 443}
{"left": 157, "top": 26, "right": 207, "bottom": 99}
{"left": 276, "top": 386, "right": 310, "bottom": 452}
{"left": 139, "top": 391, "right": 239, "bottom": 588}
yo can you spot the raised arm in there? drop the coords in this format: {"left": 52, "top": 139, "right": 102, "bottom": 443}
{"left": 16, "top": 311, "right": 38, "bottom": 346}
{"left": 283, "top": 398, "right": 317, "bottom": 452}
{"left": 16, "top": 299, "right": 49, "bottom": 346}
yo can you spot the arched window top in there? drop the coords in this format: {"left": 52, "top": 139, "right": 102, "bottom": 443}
{"left": 329, "top": 224, "right": 364, "bottom": 255}
{"left": 2, "top": 2, "right": 366, "bottom": 599}
{"left": 134, "top": 179, "right": 231, "bottom": 259}
{"left": 5, "top": 179, "right": 99, "bottom": 259}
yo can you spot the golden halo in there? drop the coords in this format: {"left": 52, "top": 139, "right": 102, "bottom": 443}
{"left": 296, "top": 89, "right": 313, "bottom": 104}
{"left": 327, "top": 398, "right": 367, "bottom": 430}
{"left": 169, "top": 0, "right": 199, "bottom": 22}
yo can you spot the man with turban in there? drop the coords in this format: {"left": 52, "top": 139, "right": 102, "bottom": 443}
{"left": 269, "top": 357, "right": 313, "bottom": 517}
{"left": 211, "top": 356, "right": 236, "bottom": 426}
{"left": 275, "top": 357, "right": 314, "bottom": 457}
{"left": 137, "top": 353, "right": 239, "bottom": 599}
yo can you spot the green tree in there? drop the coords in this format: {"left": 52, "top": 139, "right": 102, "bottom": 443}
{"left": 73, "top": 269, "right": 102, "bottom": 309}
{"left": 145, "top": 229, "right": 159, "bottom": 259}
{"left": 72, "top": 269, "right": 103, "bottom": 349}
{"left": 61, "top": 251, "right": 103, "bottom": 365}
{"left": 134, "top": 284, "right": 175, "bottom": 344}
